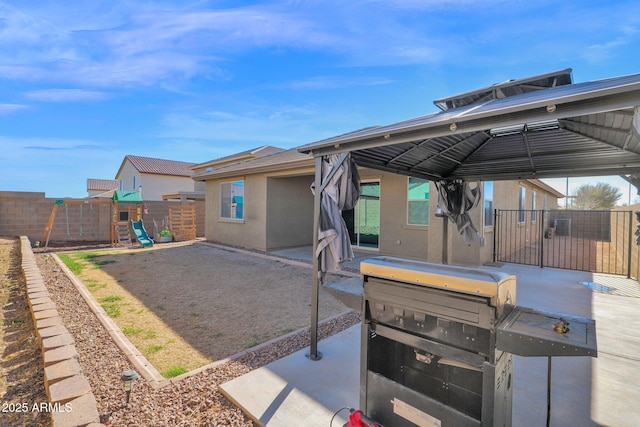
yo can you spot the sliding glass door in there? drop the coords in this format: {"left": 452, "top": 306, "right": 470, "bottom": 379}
{"left": 342, "top": 181, "right": 380, "bottom": 249}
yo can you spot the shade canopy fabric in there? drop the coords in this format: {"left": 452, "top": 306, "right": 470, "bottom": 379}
{"left": 435, "top": 180, "right": 482, "bottom": 243}
{"left": 311, "top": 153, "right": 360, "bottom": 274}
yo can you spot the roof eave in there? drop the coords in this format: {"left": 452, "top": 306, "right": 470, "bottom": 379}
{"left": 195, "top": 158, "right": 315, "bottom": 181}
{"left": 526, "top": 179, "right": 565, "bottom": 198}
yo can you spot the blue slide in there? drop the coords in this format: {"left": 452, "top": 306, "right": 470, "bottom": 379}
{"left": 130, "top": 219, "right": 154, "bottom": 248}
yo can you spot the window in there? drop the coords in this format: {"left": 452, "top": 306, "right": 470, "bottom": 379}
{"left": 531, "top": 191, "right": 537, "bottom": 222}
{"left": 220, "top": 180, "right": 244, "bottom": 219}
{"left": 133, "top": 176, "right": 137, "bottom": 190}
{"left": 407, "top": 177, "right": 430, "bottom": 225}
{"left": 518, "top": 186, "right": 526, "bottom": 223}
{"left": 483, "top": 181, "right": 494, "bottom": 227}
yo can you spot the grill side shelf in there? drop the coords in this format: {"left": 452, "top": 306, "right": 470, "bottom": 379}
{"left": 495, "top": 306, "right": 597, "bottom": 357}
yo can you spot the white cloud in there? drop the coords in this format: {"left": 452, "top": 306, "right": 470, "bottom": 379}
{"left": 160, "top": 110, "right": 310, "bottom": 145}
{"left": 364, "top": 0, "right": 511, "bottom": 11}
{"left": 0, "top": 1, "right": 444, "bottom": 88}
{"left": 0, "top": 136, "right": 123, "bottom": 197}
{"left": 2, "top": 0, "right": 639, "bottom": 93}
{"left": 583, "top": 38, "right": 632, "bottom": 64}
{"left": 158, "top": 101, "right": 366, "bottom": 148}
{"left": 285, "top": 75, "right": 394, "bottom": 90}
{"left": 24, "top": 89, "right": 111, "bottom": 102}
{"left": 0, "top": 103, "right": 28, "bottom": 114}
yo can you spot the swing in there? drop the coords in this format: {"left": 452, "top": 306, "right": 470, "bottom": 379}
{"left": 41, "top": 198, "right": 111, "bottom": 248}
{"left": 65, "top": 203, "right": 83, "bottom": 239}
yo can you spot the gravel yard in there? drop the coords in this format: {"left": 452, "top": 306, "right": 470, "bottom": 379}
{"left": 2, "top": 238, "right": 360, "bottom": 426}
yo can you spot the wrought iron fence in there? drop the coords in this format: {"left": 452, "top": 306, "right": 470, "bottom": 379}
{"left": 494, "top": 209, "right": 632, "bottom": 276}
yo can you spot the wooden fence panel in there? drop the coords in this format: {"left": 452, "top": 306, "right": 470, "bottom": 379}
{"left": 169, "top": 205, "right": 196, "bottom": 241}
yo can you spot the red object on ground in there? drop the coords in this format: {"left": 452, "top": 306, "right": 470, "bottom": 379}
{"left": 346, "top": 409, "right": 366, "bottom": 427}
{"left": 346, "top": 409, "right": 383, "bottom": 427}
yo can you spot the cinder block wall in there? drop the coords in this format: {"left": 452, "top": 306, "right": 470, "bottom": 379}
{"left": 0, "top": 191, "right": 205, "bottom": 244}
{"left": 140, "top": 200, "right": 205, "bottom": 239}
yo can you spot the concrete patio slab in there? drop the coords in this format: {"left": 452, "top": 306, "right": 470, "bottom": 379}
{"left": 222, "top": 261, "right": 640, "bottom": 427}
{"left": 220, "top": 325, "right": 360, "bottom": 427}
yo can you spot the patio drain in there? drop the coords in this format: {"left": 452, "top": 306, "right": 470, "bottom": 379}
{"left": 579, "top": 281, "right": 615, "bottom": 294}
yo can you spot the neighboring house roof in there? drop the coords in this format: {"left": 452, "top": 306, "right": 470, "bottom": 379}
{"left": 194, "top": 149, "right": 314, "bottom": 181}
{"left": 89, "top": 189, "right": 116, "bottom": 199}
{"left": 116, "top": 155, "right": 197, "bottom": 178}
{"left": 191, "top": 145, "right": 284, "bottom": 171}
{"left": 527, "top": 179, "right": 564, "bottom": 198}
{"left": 87, "top": 178, "right": 118, "bottom": 192}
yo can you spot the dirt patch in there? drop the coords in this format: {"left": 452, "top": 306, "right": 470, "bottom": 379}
{"left": 0, "top": 237, "right": 51, "bottom": 427}
{"left": 53, "top": 241, "right": 351, "bottom": 376}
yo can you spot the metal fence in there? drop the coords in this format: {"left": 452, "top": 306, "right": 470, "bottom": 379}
{"left": 494, "top": 209, "right": 633, "bottom": 276}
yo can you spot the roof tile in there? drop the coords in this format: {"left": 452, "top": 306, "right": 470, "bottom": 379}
{"left": 126, "top": 155, "right": 196, "bottom": 177}
{"left": 87, "top": 178, "right": 119, "bottom": 191}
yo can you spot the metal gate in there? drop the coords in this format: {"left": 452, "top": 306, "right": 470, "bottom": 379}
{"left": 494, "top": 209, "right": 633, "bottom": 276}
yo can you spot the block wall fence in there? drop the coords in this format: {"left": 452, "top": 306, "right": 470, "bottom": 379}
{"left": 0, "top": 191, "right": 204, "bottom": 244}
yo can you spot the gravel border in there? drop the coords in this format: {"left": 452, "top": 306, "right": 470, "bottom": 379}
{"left": 35, "top": 246, "right": 361, "bottom": 426}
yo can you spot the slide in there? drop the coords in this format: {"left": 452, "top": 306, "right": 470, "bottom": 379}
{"left": 130, "top": 219, "right": 154, "bottom": 248}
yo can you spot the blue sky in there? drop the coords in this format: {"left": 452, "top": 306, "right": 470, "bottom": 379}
{"left": 2, "top": 1, "right": 640, "bottom": 200}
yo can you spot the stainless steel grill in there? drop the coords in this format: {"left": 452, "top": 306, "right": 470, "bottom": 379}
{"left": 359, "top": 257, "right": 596, "bottom": 427}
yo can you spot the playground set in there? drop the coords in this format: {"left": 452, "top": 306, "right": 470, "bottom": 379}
{"left": 40, "top": 190, "right": 155, "bottom": 249}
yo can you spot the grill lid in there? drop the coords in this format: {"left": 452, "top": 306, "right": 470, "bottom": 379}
{"left": 360, "top": 256, "right": 514, "bottom": 299}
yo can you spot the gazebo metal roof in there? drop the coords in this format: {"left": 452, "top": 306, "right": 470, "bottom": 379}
{"left": 298, "top": 72, "right": 640, "bottom": 183}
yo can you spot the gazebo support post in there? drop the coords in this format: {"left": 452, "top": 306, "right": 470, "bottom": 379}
{"left": 308, "top": 156, "right": 323, "bottom": 360}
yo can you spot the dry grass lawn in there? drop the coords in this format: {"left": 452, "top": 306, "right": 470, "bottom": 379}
{"left": 57, "top": 241, "right": 350, "bottom": 377}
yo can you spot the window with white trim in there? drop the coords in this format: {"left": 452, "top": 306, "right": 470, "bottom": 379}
{"left": 483, "top": 181, "right": 494, "bottom": 227}
{"left": 220, "top": 180, "right": 244, "bottom": 219}
{"left": 531, "top": 191, "right": 537, "bottom": 222}
{"left": 407, "top": 177, "right": 430, "bottom": 225}
{"left": 518, "top": 186, "right": 526, "bottom": 223}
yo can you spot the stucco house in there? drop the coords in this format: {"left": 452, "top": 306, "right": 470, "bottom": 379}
{"left": 193, "top": 147, "right": 562, "bottom": 266}
{"left": 193, "top": 148, "right": 316, "bottom": 251}
{"left": 114, "top": 155, "right": 200, "bottom": 201}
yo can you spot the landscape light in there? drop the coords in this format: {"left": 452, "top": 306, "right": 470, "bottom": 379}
{"left": 120, "top": 369, "right": 139, "bottom": 404}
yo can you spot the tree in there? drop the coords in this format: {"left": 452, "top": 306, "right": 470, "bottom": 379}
{"left": 572, "top": 182, "right": 622, "bottom": 209}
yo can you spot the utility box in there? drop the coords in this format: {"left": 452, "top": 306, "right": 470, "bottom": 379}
{"left": 553, "top": 218, "right": 572, "bottom": 236}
